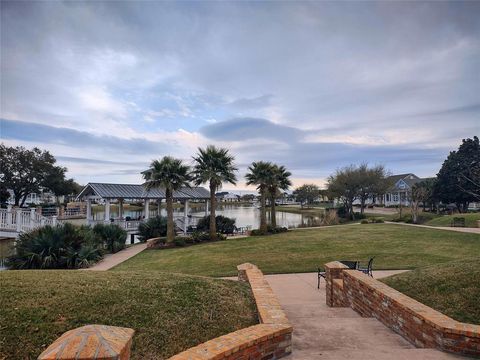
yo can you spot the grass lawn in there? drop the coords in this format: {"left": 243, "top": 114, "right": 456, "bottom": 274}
{"left": 0, "top": 271, "right": 257, "bottom": 360}
{"left": 382, "top": 258, "right": 480, "bottom": 324}
{"left": 424, "top": 212, "right": 480, "bottom": 228}
{"left": 113, "top": 224, "right": 480, "bottom": 277}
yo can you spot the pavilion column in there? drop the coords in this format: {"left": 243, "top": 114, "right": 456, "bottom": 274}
{"left": 144, "top": 199, "right": 150, "bottom": 220}
{"left": 86, "top": 199, "right": 92, "bottom": 223}
{"left": 205, "top": 200, "right": 209, "bottom": 217}
{"left": 118, "top": 199, "right": 124, "bottom": 220}
{"left": 157, "top": 199, "right": 162, "bottom": 217}
{"left": 104, "top": 199, "right": 111, "bottom": 223}
{"left": 184, "top": 200, "right": 189, "bottom": 234}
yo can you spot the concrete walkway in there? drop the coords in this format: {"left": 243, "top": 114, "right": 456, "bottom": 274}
{"left": 264, "top": 272, "right": 464, "bottom": 359}
{"left": 84, "top": 243, "right": 147, "bottom": 271}
{"left": 385, "top": 221, "right": 480, "bottom": 234}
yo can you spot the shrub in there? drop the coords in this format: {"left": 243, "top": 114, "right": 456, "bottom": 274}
{"left": 323, "top": 209, "right": 339, "bottom": 226}
{"left": 93, "top": 223, "right": 127, "bottom": 253}
{"left": 196, "top": 215, "right": 236, "bottom": 234}
{"left": 374, "top": 218, "right": 384, "bottom": 223}
{"left": 251, "top": 226, "right": 288, "bottom": 236}
{"left": 7, "top": 223, "right": 103, "bottom": 270}
{"left": 173, "top": 237, "right": 186, "bottom": 247}
{"left": 138, "top": 216, "right": 168, "bottom": 241}
{"left": 361, "top": 219, "right": 369, "bottom": 224}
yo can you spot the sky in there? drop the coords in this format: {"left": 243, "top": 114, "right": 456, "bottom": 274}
{"left": 1, "top": 1, "right": 479, "bottom": 190}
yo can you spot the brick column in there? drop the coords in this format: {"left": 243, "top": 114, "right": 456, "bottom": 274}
{"left": 38, "top": 325, "right": 134, "bottom": 360}
{"left": 325, "top": 261, "right": 348, "bottom": 307}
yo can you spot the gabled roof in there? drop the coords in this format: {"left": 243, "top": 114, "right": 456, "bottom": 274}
{"left": 387, "top": 173, "right": 419, "bottom": 185}
{"left": 76, "top": 183, "right": 209, "bottom": 201}
{"left": 386, "top": 173, "right": 434, "bottom": 192}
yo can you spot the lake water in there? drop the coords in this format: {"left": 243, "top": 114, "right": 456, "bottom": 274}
{"left": 93, "top": 203, "right": 326, "bottom": 229}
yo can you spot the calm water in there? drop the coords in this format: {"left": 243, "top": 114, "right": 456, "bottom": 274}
{"left": 93, "top": 203, "right": 326, "bottom": 229}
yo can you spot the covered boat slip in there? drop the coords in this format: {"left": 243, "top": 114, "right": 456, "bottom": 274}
{"left": 76, "top": 183, "right": 211, "bottom": 233}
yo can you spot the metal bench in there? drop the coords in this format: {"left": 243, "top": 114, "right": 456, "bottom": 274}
{"left": 451, "top": 217, "right": 465, "bottom": 227}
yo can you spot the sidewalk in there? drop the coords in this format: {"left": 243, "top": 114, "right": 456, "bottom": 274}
{"left": 385, "top": 221, "right": 480, "bottom": 234}
{"left": 263, "top": 272, "right": 463, "bottom": 359}
{"left": 84, "top": 243, "right": 147, "bottom": 271}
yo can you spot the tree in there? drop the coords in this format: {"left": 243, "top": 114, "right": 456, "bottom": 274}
{"left": 192, "top": 146, "right": 237, "bottom": 240}
{"left": 408, "top": 183, "right": 429, "bottom": 224}
{"left": 245, "top": 161, "right": 273, "bottom": 233}
{"left": 266, "top": 164, "right": 292, "bottom": 228}
{"left": 356, "top": 164, "right": 390, "bottom": 214}
{"left": 327, "top": 165, "right": 361, "bottom": 219}
{"left": 0, "top": 185, "right": 10, "bottom": 204}
{"left": 143, "top": 156, "right": 191, "bottom": 243}
{"left": 0, "top": 144, "right": 68, "bottom": 206}
{"left": 293, "top": 184, "right": 320, "bottom": 208}
{"left": 435, "top": 136, "right": 480, "bottom": 212}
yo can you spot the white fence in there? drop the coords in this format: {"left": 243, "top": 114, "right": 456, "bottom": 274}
{"left": 0, "top": 207, "right": 55, "bottom": 233}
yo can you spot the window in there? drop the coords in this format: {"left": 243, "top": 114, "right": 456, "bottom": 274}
{"left": 393, "top": 194, "right": 399, "bottom": 202}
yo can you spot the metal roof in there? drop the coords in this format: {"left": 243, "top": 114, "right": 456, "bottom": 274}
{"left": 76, "top": 183, "right": 210, "bottom": 200}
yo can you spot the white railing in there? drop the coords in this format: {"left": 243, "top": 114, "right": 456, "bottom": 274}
{"left": 0, "top": 207, "right": 56, "bottom": 233}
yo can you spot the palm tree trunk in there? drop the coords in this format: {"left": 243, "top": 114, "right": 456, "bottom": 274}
{"left": 166, "top": 189, "right": 175, "bottom": 242}
{"left": 270, "top": 193, "right": 277, "bottom": 228}
{"left": 260, "top": 188, "right": 267, "bottom": 233}
{"left": 209, "top": 182, "right": 217, "bottom": 240}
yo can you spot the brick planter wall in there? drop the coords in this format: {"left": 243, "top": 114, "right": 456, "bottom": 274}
{"left": 325, "top": 261, "right": 480, "bottom": 357}
{"left": 169, "top": 263, "right": 293, "bottom": 360}
{"left": 38, "top": 264, "right": 291, "bottom": 360}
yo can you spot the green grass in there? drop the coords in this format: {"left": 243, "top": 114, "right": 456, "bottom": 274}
{"left": 382, "top": 258, "right": 480, "bottom": 324}
{"left": 424, "top": 212, "right": 480, "bottom": 228}
{"left": 0, "top": 271, "right": 257, "bottom": 360}
{"left": 113, "top": 224, "right": 480, "bottom": 277}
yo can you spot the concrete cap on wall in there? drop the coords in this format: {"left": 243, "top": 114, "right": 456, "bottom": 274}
{"left": 37, "top": 324, "right": 135, "bottom": 360}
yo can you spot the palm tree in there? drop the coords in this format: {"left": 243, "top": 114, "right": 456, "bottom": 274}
{"left": 267, "top": 165, "right": 292, "bottom": 228}
{"left": 143, "top": 156, "right": 191, "bottom": 243}
{"left": 192, "top": 146, "right": 237, "bottom": 240}
{"left": 245, "top": 161, "right": 273, "bottom": 233}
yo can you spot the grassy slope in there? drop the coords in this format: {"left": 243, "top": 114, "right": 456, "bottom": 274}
{"left": 382, "top": 258, "right": 480, "bottom": 324}
{"left": 113, "top": 224, "right": 480, "bottom": 276}
{"left": 0, "top": 271, "right": 257, "bottom": 360}
{"left": 424, "top": 213, "right": 480, "bottom": 228}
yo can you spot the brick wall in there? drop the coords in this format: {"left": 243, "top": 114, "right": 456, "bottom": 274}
{"left": 38, "top": 264, "right": 291, "bottom": 360}
{"left": 169, "top": 263, "right": 293, "bottom": 360}
{"left": 325, "top": 261, "right": 480, "bottom": 357}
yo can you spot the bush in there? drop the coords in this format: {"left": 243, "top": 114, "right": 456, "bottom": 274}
{"left": 93, "top": 223, "right": 127, "bottom": 253}
{"left": 251, "top": 226, "right": 288, "bottom": 236}
{"left": 374, "top": 218, "right": 385, "bottom": 223}
{"left": 360, "top": 219, "right": 369, "bottom": 224}
{"left": 7, "top": 223, "right": 104, "bottom": 270}
{"left": 173, "top": 237, "right": 186, "bottom": 247}
{"left": 196, "top": 215, "right": 236, "bottom": 234}
{"left": 138, "top": 216, "right": 168, "bottom": 241}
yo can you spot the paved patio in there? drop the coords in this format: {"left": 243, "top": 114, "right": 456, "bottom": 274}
{"left": 263, "top": 271, "right": 464, "bottom": 359}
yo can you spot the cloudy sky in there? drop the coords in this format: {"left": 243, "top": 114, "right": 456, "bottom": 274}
{"left": 1, "top": 1, "right": 479, "bottom": 189}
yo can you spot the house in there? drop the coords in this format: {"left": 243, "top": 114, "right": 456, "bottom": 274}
{"left": 215, "top": 192, "right": 240, "bottom": 202}
{"left": 382, "top": 173, "right": 429, "bottom": 207}
{"left": 6, "top": 189, "right": 58, "bottom": 206}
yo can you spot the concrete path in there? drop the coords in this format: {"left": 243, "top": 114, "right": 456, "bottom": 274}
{"left": 263, "top": 272, "right": 464, "bottom": 359}
{"left": 385, "top": 221, "right": 480, "bottom": 234}
{"left": 84, "top": 243, "right": 147, "bottom": 271}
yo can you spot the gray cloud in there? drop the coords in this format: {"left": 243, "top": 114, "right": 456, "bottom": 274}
{"left": 200, "top": 118, "right": 302, "bottom": 141}
{"left": 1, "top": 118, "right": 164, "bottom": 155}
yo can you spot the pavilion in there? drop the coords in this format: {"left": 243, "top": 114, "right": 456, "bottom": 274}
{"left": 76, "top": 183, "right": 210, "bottom": 234}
